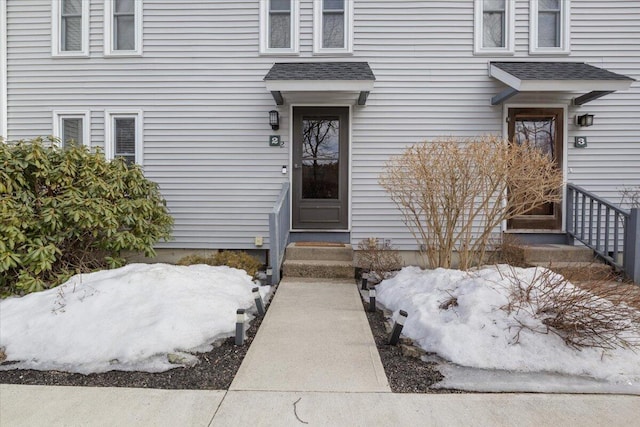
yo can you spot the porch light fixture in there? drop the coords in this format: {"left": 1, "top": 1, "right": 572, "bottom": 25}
{"left": 269, "top": 110, "right": 280, "bottom": 130}
{"left": 576, "top": 113, "right": 594, "bottom": 127}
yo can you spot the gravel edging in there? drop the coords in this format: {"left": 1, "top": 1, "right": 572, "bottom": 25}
{"left": 0, "top": 310, "right": 264, "bottom": 390}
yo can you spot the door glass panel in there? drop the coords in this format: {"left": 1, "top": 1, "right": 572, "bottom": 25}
{"left": 514, "top": 116, "right": 556, "bottom": 215}
{"left": 301, "top": 117, "right": 339, "bottom": 199}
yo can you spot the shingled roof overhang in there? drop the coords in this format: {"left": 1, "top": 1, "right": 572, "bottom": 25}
{"left": 264, "top": 62, "right": 376, "bottom": 105}
{"left": 489, "top": 62, "right": 635, "bottom": 106}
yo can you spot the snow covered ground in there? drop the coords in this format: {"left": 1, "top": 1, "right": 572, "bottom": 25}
{"left": 376, "top": 266, "right": 640, "bottom": 393}
{"left": 0, "top": 264, "right": 269, "bottom": 374}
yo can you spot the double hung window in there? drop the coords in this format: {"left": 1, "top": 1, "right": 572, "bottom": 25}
{"left": 530, "top": 0, "right": 570, "bottom": 54}
{"left": 474, "top": 0, "right": 514, "bottom": 54}
{"left": 260, "top": 0, "right": 299, "bottom": 54}
{"left": 52, "top": 0, "right": 89, "bottom": 57}
{"left": 53, "top": 111, "right": 90, "bottom": 148}
{"left": 313, "top": 0, "right": 352, "bottom": 54}
{"left": 105, "top": 111, "right": 143, "bottom": 165}
{"left": 104, "top": 0, "right": 143, "bottom": 56}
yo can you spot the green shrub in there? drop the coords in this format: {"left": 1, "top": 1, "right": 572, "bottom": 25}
{"left": 177, "top": 251, "right": 262, "bottom": 278}
{"left": 0, "top": 137, "right": 173, "bottom": 296}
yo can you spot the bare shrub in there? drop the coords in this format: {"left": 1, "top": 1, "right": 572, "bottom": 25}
{"left": 355, "top": 238, "right": 403, "bottom": 283}
{"left": 501, "top": 267, "right": 640, "bottom": 350}
{"left": 379, "top": 136, "right": 563, "bottom": 270}
{"left": 620, "top": 185, "right": 640, "bottom": 209}
{"left": 487, "top": 233, "right": 527, "bottom": 267}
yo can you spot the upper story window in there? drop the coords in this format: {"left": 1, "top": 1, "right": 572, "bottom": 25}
{"left": 52, "top": 111, "right": 90, "bottom": 148}
{"left": 474, "top": 0, "right": 514, "bottom": 55}
{"left": 52, "top": 0, "right": 89, "bottom": 57}
{"left": 260, "top": 0, "right": 300, "bottom": 55}
{"left": 105, "top": 110, "right": 143, "bottom": 165}
{"left": 313, "top": 0, "right": 353, "bottom": 54}
{"left": 530, "top": 0, "right": 570, "bottom": 54}
{"left": 104, "top": 0, "right": 143, "bottom": 56}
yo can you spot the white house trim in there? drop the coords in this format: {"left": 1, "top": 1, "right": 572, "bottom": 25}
{"left": 0, "top": 0, "right": 7, "bottom": 140}
{"left": 104, "top": 109, "right": 144, "bottom": 165}
{"left": 51, "top": 0, "right": 90, "bottom": 57}
{"left": 259, "top": 0, "right": 300, "bottom": 56}
{"left": 529, "top": 0, "right": 571, "bottom": 55}
{"left": 52, "top": 110, "right": 91, "bottom": 147}
{"left": 312, "top": 0, "right": 354, "bottom": 56}
{"left": 473, "top": 0, "right": 515, "bottom": 56}
{"left": 104, "top": 0, "right": 143, "bottom": 57}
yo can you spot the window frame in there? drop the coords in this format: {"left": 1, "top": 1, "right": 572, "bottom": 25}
{"left": 313, "top": 0, "right": 353, "bottom": 55}
{"left": 52, "top": 110, "right": 91, "bottom": 148}
{"left": 104, "top": 0, "right": 143, "bottom": 57}
{"left": 51, "top": 0, "right": 90, "bottom": 57}
{"left": 104, "top": 110, "right": 143, "bottom": 165}
{"left": 473, "top": 0, "right": 514, "bottom": 55}
{"left": 259, "top": 0, "right": 300, "bottom": 55}
{"left": 529, "top": 0, "right": 571, "bottom": 55}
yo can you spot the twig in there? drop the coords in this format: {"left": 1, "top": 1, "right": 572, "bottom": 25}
{"left": 293, "top": 397, "right": 309, "bottom": 424}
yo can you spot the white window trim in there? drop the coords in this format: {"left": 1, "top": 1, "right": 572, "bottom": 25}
{"left": 529, "top": 0, "right": 571, "bottom": 55}
{"left": 52, "top": 110, "right": 91, "bottom": 147}
{"left": 104, "top": 0, "right": 143, "bottom": 57}
{"left": 51, "top": 0, "right": 90, "bottom": 57}
{"left": 473, "top": 0, "right": 514, "bottom": 55}
{"left": 104, "top": 110, "right": 143, "bottom": 165}
{"left": 259, "top": 0, "right": 300, "bottom": 56}
{"left": 313, "top": 0, "right": 353, "bottom": 55}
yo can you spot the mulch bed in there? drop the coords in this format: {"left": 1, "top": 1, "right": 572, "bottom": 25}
{"left": 1, "top": 282, "right": 452, "bottom": 392}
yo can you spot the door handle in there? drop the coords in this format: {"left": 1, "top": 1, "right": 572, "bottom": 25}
{"left": 293, "top": 163, "right": 301, "bottom": 169}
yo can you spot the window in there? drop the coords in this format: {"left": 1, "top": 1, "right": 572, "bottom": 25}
{"left": 474, "top": 0, "right": 514, "bottom": 55}
{"left": 104, "top": 0, "right": 143, "bottom": 56}
{"left": 52, "top": 0, "right": 89, "bottom": 57}
{"left": 105, "top": 111, "right": 143, "bottom": 165}
{"left": 313, "top": 0, "right": 353, "bottom": 54}
{"left": 53, "top": 111, "right": 90, "bottom": 148}
{"left": 530, "top": 0, "right": 570, "bottom": 54}
{"left": 260, "top": 0, "right": 299, "bottom": 55}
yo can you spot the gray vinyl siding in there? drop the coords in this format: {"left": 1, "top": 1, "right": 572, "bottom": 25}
{"left": 5, "top": 1, "right": 640, "bottom": 251}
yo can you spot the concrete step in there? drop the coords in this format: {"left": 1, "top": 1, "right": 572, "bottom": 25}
{"left": 518, "top": 244, "right": 596, "bottom": 263}
{"left": 527, "top": 261, "right": 614, "bottom": 282}
{"left": 282, "top": 260, "right": 355, "bottom": 279}
{"left": 285, "top": 243, "right": 354, "bottom": 262}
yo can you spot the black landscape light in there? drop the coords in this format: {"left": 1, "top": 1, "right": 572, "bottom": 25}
{"left": 235, "top": 309, "right": 246, "bottom": 346}
{"left": 388, "top": 310, "right": 408, "bottom": 346}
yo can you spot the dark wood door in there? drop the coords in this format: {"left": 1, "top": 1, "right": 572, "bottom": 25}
{"left": 507, "top": 107, "right": 563, "bottom": 230}
{"left": 292, "top": 107, "right": 349, "bottom": 230}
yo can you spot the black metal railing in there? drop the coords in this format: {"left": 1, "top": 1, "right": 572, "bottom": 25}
{"left": 566, "top": 183, "right": 639, "bottom": 283}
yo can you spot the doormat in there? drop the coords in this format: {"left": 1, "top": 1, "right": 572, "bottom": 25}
{"left": 295, "top": 242, "right": 345, "bottom": 247}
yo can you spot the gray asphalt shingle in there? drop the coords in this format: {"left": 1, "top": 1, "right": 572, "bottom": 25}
{"left": 264, "top": 62, "right": 376, "bottom": 81}
{"left": 491, "top": 62, "right": 634, "bottom": 81}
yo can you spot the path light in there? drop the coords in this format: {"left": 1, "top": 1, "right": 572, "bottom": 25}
{"left": 235, "top": 309, "right": 246, "bottom": 346}
{"left": 361, "top": 270, "right": 369, "bottom": 290}
{"left": 576, "top": 113, "right": 594, "bottom": 127}
{"left": 369, "top": 287, "right": 376, "bottom": 312}
{"left": 269, "top": 110, "right": 280, "bottom": 130}
{"left": 253, "top": 287, "right": 265, "bottom": 316}
{"left": 388, "top": 310, "right": 408, "bottom": 346}
{"left": 266, "top": 267, "right": 273, "bottom": 285}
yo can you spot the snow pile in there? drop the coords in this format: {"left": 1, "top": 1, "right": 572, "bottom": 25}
{"left": 376, "top": 266, "right": 640, "bottom": 385}
{"left": 0, "top": 263, "right": 269, "bottom": 374}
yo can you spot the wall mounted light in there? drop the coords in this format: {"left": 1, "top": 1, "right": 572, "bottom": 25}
{"left": 576, "top": 113, "right": 594, "bottom": 127}
{"left": 269, "top": 110, "right": 280, "bottom": 130}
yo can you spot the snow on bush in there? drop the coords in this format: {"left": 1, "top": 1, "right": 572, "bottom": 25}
{"left": 0, "top": 264, "right": 268, "bottom": 374}
{"left": 376, "top": 266, "right": 640, "bottom": 384}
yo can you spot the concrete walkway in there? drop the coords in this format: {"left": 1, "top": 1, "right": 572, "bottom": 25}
{"left": 1, "top": 278, "right": 639, "bottom": 426}
{"left": 230, "top": 277, "right": 390, "bottom": 392}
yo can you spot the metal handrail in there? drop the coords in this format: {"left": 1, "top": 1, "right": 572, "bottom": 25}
{"left": 268, "top": 182, "right": 290, "bottom": 285}
{"left": 566, "top": 183, "right": 639, "bottom": 283}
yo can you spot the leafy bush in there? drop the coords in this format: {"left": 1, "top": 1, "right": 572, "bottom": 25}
{"left": 177, "top": 251, "right": 262, "bottom": 278}
{"left": 0, "top": 138, "right": 173, "bottom": 295}
{"left": 379, "top": 136, "right": 563, "bottom": 270}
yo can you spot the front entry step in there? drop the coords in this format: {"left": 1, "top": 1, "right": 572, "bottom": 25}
{"left": 282, "top": 243, "right": 355, "bottom": 279}
{"left": 516, "top": 244, "right": 614, "bottom": 281}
